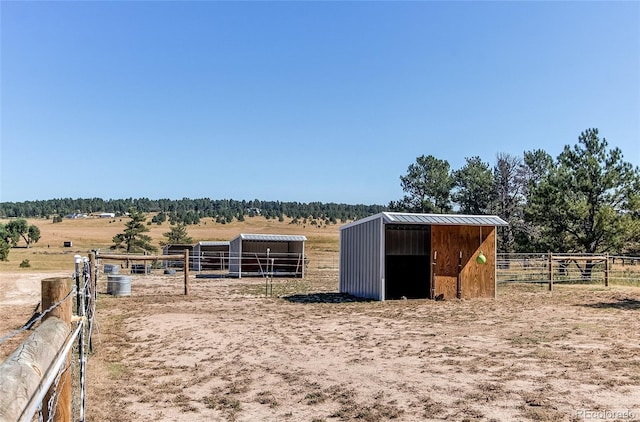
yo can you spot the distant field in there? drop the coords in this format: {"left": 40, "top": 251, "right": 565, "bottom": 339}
{"left": 0, "top": 215, "right": 341, "bottom": 272}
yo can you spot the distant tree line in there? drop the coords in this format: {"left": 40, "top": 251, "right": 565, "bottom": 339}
{"left": 0, "top": 197, "right": 387, "bottom": 227}
{"left": 391, "top": 129, "right": 640, "bottom": 255}
{"left": 3, "top": 128, "right": 638, "bottom": 257}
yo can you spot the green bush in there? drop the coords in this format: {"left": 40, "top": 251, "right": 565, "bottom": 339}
{"left": 19, "top": 259, "right": 31, "bottom": 268}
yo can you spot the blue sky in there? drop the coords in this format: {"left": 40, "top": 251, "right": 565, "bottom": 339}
{"left": 1, "top": 1, "right": 638, "bottom": 205}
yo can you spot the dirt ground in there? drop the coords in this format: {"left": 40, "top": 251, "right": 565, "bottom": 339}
{"left": 0, "top": 271, "right": 70, "bottom": 359}
{"left": 2, "top": 270, "right": 640, "bottom": 421}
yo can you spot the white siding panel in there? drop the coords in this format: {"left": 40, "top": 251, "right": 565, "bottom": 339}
{"left": 229, "top": 236, "right": 242, "bottom": 276}
{"left": 339, "top": 215, "right": 383, "bottom": 300}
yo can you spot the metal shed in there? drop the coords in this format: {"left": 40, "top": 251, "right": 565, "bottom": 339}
{"left": 162, "top": 244, "right": 195, "bottom": 270}
{"left": 229, "top": 234, "right": 307, "bottom": 278}
{"left": 339, "top": 212, "right": 508, "bottom": 301}
{"left": 192, "top": 241, "right": 230, "bottom": 271}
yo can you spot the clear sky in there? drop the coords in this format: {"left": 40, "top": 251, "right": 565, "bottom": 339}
{"left": 1, "top": 1, "right": 638, "bottom": 205}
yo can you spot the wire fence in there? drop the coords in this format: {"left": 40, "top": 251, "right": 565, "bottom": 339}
{"left": 497, "top": 253, "right": 640, "bottom": 286}
{"left": 0, "top": 255, "right": 97, "bottom": 422}
{"left": 105, "top": 251, "right": 640, "bottom": 284}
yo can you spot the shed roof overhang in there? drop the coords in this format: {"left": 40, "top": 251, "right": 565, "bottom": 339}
{"left": 237, "top": 234, "right": 307, "bottom": 242}
{"left": 196, "top": 241, "right": 230, "bottom": 247}
{"left": 382, "top": 212, "right": 508, "bottom": 226}
{"left": 340, "top": 212, "right": 508, "bottom": 230}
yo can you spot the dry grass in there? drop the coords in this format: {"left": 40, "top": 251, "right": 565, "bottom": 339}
{"left": 0, "top": 215, "right": 340, "bottom": 272}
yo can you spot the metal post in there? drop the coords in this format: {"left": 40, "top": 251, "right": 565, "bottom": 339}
{"left": 88, "top": 253, "right": 96, "bottom": 353}
{"left": 431, "top": 251, "right": 437, "bottom": 300}
{"left": 548, "top": 252, "right": 553, "bottom": 291}
{"left": 74, "top": 255, "right": 82, "bottom": 315}
{"left": 271, "top": 258, "right": 275, "bottom": 297}
{"left": 79, "top": 257, "right": 88, "bottom": 422}
{"left": 457, "top": 251, "right": 462, "bottom": 299}
{"left": 265, "top": 248, "right": 270, "bottom": 297}
{"left": 605, "top": 253, "right": 610, "bottom": 287}
{"left": 184, "top": 249, "right": 190, "bottom": 295}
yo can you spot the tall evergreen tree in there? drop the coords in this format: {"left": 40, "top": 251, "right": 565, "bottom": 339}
{"left": 517, "top": 149, "right": 557, "bottom": 251}
{"left": 160, "top": 223, "right": 193, "bottom": 246}
{"left": 111, "top": 208, "right": 158, "bottom": 253}
{"left": 394, "top": 155, "right": 454, "bottom": 213}
{"left": 453, "top": 156, "right": 495, "bottom": 214}
{"left": 526, "top": 128, "right": 640, "bottom": 257}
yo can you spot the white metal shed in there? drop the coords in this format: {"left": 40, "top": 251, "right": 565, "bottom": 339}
{"left": 162, "top": 244, "right": 195, "bottom": 270}
{"left": 192, "top": 241, "right": 230, "bottom": 271}
{"left": 229, "top": 234, "right": 307, "bottom": 278}
{"left": 340, "top": 212, "right": 508, "bottom": 301}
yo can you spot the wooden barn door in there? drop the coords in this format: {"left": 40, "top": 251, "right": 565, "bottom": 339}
{"left": 431, "top": 225, "right": 496, "bottom": 299}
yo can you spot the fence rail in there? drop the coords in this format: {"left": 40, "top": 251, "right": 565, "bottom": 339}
{"left": 496, "top": 253, "right": 640, "bottom": 288}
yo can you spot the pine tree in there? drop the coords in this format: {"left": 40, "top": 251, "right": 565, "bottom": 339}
{"left": 111, "top": 208, "right": 158, "bottom": 253}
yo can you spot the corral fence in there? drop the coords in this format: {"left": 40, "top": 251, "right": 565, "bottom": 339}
{"left": 163, "top": 251, "right": 329, "bottom": 276}
{"left": 96, "top": 250, "right": 190, "bottom": 294}
{"left": 497, "top": 253, "right": 640, "bottom": 289}
{"left": 0, "top": 254, "right": 97, "bottom": 422}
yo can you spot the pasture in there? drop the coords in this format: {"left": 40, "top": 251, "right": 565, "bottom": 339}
{"left": 1, "top": 216, "right": 639, "bottom": 421}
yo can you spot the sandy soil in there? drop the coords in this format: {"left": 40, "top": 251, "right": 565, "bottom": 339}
{"left": 2, "top": 270, "right": 639, "bottom": 421}
{"left": 0, "top": 271, "right": 70, "bottom": 359}
{"left": 66, "top": 271, "right": 640, "bottom": 422}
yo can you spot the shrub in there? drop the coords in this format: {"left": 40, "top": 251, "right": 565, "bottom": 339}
{"left": 19, "top": 259, "right": 31, "bottom": 268}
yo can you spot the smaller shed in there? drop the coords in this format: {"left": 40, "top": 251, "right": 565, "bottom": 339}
{"left": 340, "top": 212, "right": 508, "bottom": 301}
{"left": 162, "top": 244, "right": 195, "bottom": 270}
{"left": 229, "top": 234, "right": 306, "bottom": 278}
{"left": 193, "top": 241, "right": 230, "bottom": 271}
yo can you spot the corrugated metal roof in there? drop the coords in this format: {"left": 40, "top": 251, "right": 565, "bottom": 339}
{"left": 164, "top": 243, "right": 195, "bottom": 248}
{"left": 238, "top": 234, "right": 307, "bottom": 242}
{"left": 197, "top": 241, "right": 230, "bottom": 246}
{"left": 382, "top": 212, "right": 508, "bottom": 226}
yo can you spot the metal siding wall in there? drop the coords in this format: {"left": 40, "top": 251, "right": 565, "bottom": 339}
{"left": 339, "top": 216, "right": 382, "bottom": 300}
{"left": 229, "top": 237, "right": 241, "bottom": 275}
{"left": 193, "top": 244, "right": 201, "bottom": 271}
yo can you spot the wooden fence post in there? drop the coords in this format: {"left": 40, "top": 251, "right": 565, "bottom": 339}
{"left": 42, "top": 277, "right": 72, "bottom": 422}
{"left": 184, "top": 249, "right": 190, "bottom": 295}
{"left": 605, "top": 253, "right": 610, "bottom": 287}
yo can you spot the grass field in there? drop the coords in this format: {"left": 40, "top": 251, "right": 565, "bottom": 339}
{"left": 0, "top": 215, "right": 341, "bottom": 272}
{"left": 1, "top": 216, "right": 640, "bottom": 421}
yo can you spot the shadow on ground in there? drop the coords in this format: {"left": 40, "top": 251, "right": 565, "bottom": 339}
{"left": 580, "top": 298, "right": 640, "bottom": 310}
{"left": 283, "top": 292, "right": 373, "bottom": 304}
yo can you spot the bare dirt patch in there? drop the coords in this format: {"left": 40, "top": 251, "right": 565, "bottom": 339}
{"left": 81, "top": 272, "right": 640, "bottom": 421}
{"left": 0, "top": 271, "right": 69, "bottom": 359}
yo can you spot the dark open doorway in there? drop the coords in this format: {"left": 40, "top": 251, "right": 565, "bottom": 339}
{"left": 385, "top": 225, "right": 431, "bottom": 299}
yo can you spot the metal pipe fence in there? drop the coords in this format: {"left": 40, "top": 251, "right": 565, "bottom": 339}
{"left": 497, "top": 253, "right": 640, "bottom": 286}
